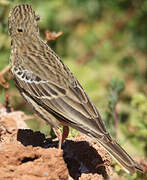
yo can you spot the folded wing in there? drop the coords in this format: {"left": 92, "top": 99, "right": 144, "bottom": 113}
{"left": 13, "top": 66, "right": 109, "bottom": 139}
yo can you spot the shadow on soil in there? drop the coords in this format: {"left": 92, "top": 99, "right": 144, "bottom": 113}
{"left": 17, "top": 129, "right": 109, "bottom": 180}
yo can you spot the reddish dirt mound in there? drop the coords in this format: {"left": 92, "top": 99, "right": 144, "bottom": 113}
{"left": 0, "top": 144, "right": 68, "bottom": 180}
{"left": 1, "top": 104, "right": 133, "bottom": 180}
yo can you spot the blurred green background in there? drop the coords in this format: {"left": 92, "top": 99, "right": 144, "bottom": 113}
{"left": 0, "top": 0, "right": 147, "bottom": 179}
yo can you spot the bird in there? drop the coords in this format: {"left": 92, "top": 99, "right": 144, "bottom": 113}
{"left": 8, "top": 4, "right": 143, "bottom": 174}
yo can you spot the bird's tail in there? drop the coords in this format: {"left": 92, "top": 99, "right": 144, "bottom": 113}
{"left": 96, "top": 136, "right": 143, "bottom": 174}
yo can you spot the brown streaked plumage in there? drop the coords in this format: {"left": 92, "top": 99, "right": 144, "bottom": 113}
{"left": 8, "top": 4, "right": 143, "bottom": 174}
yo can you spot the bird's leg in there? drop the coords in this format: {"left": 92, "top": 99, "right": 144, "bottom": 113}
{"left": 62, "top": 126, "right": 69, "bottom": 143}
{"left": 53, "top": 126, "right": 69, "bottom": 149}
{"left": 53, "top": 127, "right": 62, "bottom": 149}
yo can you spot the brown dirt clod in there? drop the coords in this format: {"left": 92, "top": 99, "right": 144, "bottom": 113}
{"left": 0, "top": 105, "right": 112, "bottom": 180}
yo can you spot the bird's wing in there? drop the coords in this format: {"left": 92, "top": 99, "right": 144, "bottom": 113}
{"left": 12, "top": 65, "right": 108, "bottom": 138}
{"left": 12, "top": 63, "right": 143, "bottom": 174}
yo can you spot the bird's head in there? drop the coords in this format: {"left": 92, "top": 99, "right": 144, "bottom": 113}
{"left": 8, "top": 4, "right": 40, "bottom": 37}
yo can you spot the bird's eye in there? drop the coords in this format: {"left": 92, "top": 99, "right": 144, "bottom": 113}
{"left": 17, "top": 28, "right": 23, "bottom": 32}
{"left": 35, "top": 15, "right": 40, "bottom": 21}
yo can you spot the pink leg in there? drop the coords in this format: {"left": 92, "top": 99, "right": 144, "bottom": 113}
{"left": 53, "top": 126, "right": 69, "bottom": 149}
{"left": 62, "top": 126, "right": 69, "bottom": 144}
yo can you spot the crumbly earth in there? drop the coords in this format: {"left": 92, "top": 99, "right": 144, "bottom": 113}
{"left": 0, "top": 144, "right": 68, "bottom": 180}
{"left": 0, "top": 104, "right": 145, "bottom": 180}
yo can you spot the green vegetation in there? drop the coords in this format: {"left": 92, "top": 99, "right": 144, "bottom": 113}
{"left": 0, "top": 0, "right": 146, "bottom": 179}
